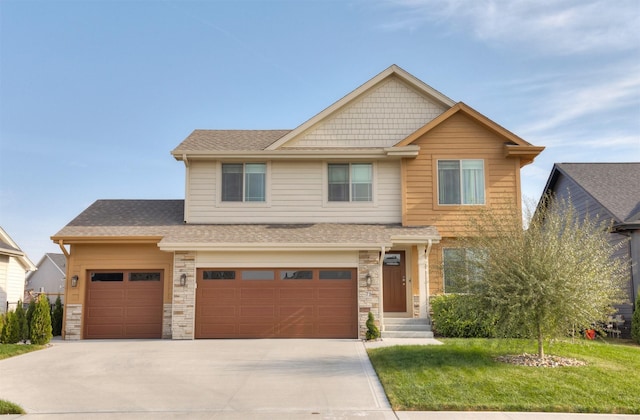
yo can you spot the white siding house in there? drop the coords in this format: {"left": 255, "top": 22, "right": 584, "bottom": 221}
{"left": 0, "top": 227, "right": 36, "bottom": 313}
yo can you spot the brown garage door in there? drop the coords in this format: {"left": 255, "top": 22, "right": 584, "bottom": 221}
{"left": 195, "top": 268, "right": 357, "bottom": 339}
{"left": 85, "top": 270, "right": 163, "bottom": 339}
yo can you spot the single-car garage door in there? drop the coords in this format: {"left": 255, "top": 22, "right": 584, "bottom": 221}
{"left": 85, "top": 270, "right": 164, "bottom": 339}
{"left": 195, "top": 268, "right": 357, "bottom": 338}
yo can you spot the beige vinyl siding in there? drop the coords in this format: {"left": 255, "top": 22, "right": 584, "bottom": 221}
{"left": 186, "top": 160, "right": 402, "bottom": 224}
{"left": 403, "top": 112, "right": 522, "bottom": 237}
{"left": 196, "top": 251, "right": 358, "bottom": 267}
{"left": 288, "top": 76, "right": 447, "bottom": 148}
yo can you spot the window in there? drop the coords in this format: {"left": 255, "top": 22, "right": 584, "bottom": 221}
{"left": 241, "top": 270, "right": 275, "bottom": 280}
{"left": 91, "top": 272, "right": 124, "bottom": 282}
{"left": 328, "top": 163, "right": 372, "bottom": 202}
{"left": 202, "top": 270, "right": 235, "bottom": 280}
{"left": 222, "top": 163, "right": 266, "bottom": 202}
{"left": 129, "top": 272, "right": 161, "bottom": 281}
{"left": 443, "top": 248, "right": 484, "bottom": 293}
{"left": 319, "top": 270, "right": 353, "bottom": 280}
{"left": 438, "top": 159, "right": 485, "bottom": 205}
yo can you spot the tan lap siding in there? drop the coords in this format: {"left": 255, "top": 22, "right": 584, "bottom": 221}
{"left": 403, "top": 112, "right": 522, "bottom": 236}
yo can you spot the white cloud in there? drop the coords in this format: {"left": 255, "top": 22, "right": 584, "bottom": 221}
{"left": 379, "top": 0, "right": 640, "bottom": 55}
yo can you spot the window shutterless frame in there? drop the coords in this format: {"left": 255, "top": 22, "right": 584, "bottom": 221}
{"left": 327, "top": 163, "right": 373, "bottom": 202}
{"left": 220, "top": 162, "right": 267, "bottom": 203}
{"left": 437, "top": 159, "right": 485, "bottom": 205}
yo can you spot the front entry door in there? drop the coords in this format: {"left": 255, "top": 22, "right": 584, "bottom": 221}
{"left": 383, "top": 251, "right": 406, "bottom": 312}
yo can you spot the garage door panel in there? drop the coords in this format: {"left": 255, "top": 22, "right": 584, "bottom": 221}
{"left": 238, "top": 323, "right": 276, "bottom": 337}
{"left": 85, "top": 270, "right": 163, "bottom": 339}
{"left": 240, "top": 288, "right": 275, "bottom": 299}
{"left": 279, "top": 288, "right": 315, "bottom": 299}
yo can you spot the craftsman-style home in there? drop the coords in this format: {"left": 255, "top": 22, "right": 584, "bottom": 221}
{"left": 52, "top": 65, "right": 544, "bottom": 339}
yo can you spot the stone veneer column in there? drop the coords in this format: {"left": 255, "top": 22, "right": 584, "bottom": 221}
{"left": 172, "top": 251, "right": 196, "bottom": 339}
{"left": 358, "top": 250, "right": 381, "bottom": 339}
{"left": 64, "top": 303, "right": 82, "bottom": 340}
{"left": 162, "top": 304, "right": 173, "bottom": 339}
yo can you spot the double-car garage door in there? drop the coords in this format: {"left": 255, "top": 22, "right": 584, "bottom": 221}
{"left": 195, "top": 268, "right": 358, "bottom": 338}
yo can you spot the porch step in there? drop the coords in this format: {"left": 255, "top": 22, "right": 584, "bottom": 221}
{"left": 383, "top": 317, "right": 433, "bottom": 339}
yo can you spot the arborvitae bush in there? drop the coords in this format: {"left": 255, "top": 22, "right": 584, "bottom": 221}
{"left": 365, "top": 311, "right": 380, "bottom": 340}
{"left": 632, "top": 294, "right": 640, "bottom": 345}
{"left": 26, "top": 299, "right": 36, "bottom": 337}
{"left": 30, "top": 294, "right": 52, "bottom": 345}
{"left": 1, "top": 310, "right": 20, "bottom": 344}
{"left": 14, "top": 302, "right": 28, "bottom": 342}
{"left": 51, "top": 296, "right": 63, "bottom": 336}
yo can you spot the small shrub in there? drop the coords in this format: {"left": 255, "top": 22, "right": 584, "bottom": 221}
{"left": 51, "top": 296, "right": 63, "bottom": 336}
{"left": 1, "top": 311, "right": 20, "bottom": 344}
{"left": 430, "top": 294, "right": 496, "bottom": 338}
{"left": 26, "top": 299, "right": 36, "bottom": 337}
{"left": 632, "top": 294, "right": 640, "bottom": 345}
{"left": 366, "top": 311, "right": 380, "bottom": 340}
{"left": 30, "top": 294, "right": 52, "bottom": 345}
{"left": 14, "top": 302, "right": 28, "bottom": 342}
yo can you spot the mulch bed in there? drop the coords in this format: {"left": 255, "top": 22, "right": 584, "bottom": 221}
{"left": 495, "top": 353, "right": 587, "bottom": 367}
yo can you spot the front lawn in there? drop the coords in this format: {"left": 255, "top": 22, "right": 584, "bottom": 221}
{"left": 368, "top": 338, "right": 640, "bottom": 414}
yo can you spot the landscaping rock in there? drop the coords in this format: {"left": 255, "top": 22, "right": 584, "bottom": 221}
{"left": 495, "top": 353, "right": 587, "bottom": 367}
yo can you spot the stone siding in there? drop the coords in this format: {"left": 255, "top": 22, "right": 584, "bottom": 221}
{"left": 162, "top": 303, "right": 172, "bottom": 339}
{"left": 358, "top": 250, "right": 381, "bottom": 339}
{"left": 64, "top": 303, "right": 82, "bottom": 340}
{"left": 172, "top": 251, "right": 196, "bottom": 339}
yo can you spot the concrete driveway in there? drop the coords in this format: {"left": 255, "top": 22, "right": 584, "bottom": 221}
{"left": 0, "top": 338, "right": 393, "bottom": 419}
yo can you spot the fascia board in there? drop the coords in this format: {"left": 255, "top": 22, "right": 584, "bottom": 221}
{"left": 171, "top": 149, "right": 390, "bottom": 160}
{"left": 158, "top": 242, "right": 390, "bottom": 252}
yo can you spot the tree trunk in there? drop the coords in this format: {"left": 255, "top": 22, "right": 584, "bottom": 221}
{"left": 537, "top": 322, "right": 544, "bottom": 359}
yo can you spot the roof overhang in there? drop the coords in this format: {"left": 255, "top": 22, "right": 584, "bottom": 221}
{"left": 52, "top": 236, "right": 164, "bottom": 245}
{"left": 173, "top": 146, "right": 420, "bottom": 161}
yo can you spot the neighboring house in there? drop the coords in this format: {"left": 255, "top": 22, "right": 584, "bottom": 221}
{"left": 0, "top": 227, "right": 37, "bottom": 313}
{"left": 541, "top": 163, "right": 640, "bottom": 338}
{"left": 52, "top": 65, "right": 544, "bottom": 340}
{"left": 25, "top": 253, "right": 66, "bottom": 305}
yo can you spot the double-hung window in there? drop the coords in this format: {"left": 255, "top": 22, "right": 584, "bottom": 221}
{"left": 221, "top": 163, "right": 266, "bottom": 202}
{"left": 438, "top": 159, "right": 485, "bottom": 205}
{"left": 443, "top": 248, "right": 484, "bottom": 293}
{"left": 328, "top": 163, "right": 372, "bottom": 202}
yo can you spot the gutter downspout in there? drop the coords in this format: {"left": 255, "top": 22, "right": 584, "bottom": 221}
{"left": 424, "top": 239, "right": 433, "bottom": 320}
{"left": 57, "top": 240, "right": 70, "bottom": 340}
{"left": 379, "top": 245, "right": 386, "bottom": 332}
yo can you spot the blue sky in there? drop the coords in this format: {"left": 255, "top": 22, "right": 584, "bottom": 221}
{"left": 1, "top": 0, "right": 639, "bottom": 261}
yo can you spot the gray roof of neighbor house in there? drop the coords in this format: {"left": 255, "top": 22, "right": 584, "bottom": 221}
{"left": 172, "top": 130, "right": 291, "bottom": 153}
{"left": 52, "top": 200, "right": 440, "bottom": 249}
{"left": 47, "top": 253, "right": 66, "bottom": 270}
{"left": 551, "top": 163, "right": 640, "bottom": 224}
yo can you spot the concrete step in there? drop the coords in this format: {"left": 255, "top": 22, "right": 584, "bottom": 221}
{"left": 384, "top": 317, "right": 431, "bottom": 326}
{"left": 382, "top": 330, "right": 434, "bottom": 339}
{"left": 383, "top": 317, "right": 433, "bottom": 338}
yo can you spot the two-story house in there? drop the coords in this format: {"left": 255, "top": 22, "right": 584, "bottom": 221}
{"left": 1, "top": 226, "right": 37, "bottom": 313}
{"left": 52, "top": 65, "right": 544, "bottom": 340}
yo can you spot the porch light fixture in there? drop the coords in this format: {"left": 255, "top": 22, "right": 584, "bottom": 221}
{"left": 71, "top": 275, "right": 79, "bottom": 288}
{"left": 365, "top": 274, "right": 372, "bottom": 286}
{"left": 179, "top": 273, "right": 187, "bottom": 287}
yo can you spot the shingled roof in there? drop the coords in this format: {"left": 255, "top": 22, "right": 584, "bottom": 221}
{"left": 52, "top": 200, "right": 440, "bottom": 249}
{"left": 552, "top": 163, "right": 640, "bottom": 224}
{"left": 172, "top": 130, "right": 291, "bottom": 153}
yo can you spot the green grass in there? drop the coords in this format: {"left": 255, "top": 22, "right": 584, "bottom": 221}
{"left": 0, "top": 343, "right": 45, "bottom": 360}
{"left": 0, "top": 400, "right": 25, "bottom": 415}
{"left": 0, "top": 344, "right": 45, "bottom": 414}
{"left": 368, "top": 338, "right": 640, "bottom": 413}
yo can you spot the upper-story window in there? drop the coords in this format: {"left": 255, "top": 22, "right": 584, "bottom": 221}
{"left": 328, "top": 163, "right": 372, "bottom": 202}
{"left": 221, "top": 163, "right": 266, "bottom": 202}
{"left": 438, "top": 159, "right": 485, "bottom": 205}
